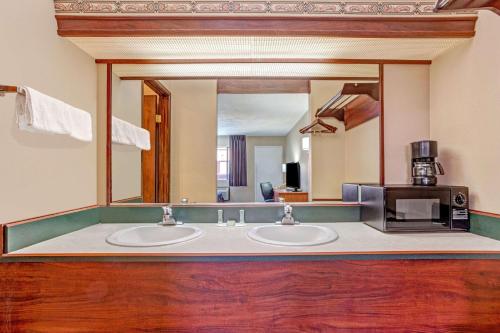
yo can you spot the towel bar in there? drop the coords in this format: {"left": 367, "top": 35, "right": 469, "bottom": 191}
{"left": 0, "top": 85, "right": 24, "bottom": 97}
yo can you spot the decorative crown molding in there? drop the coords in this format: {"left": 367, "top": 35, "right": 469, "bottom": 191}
{"left": 54, "top": 0, "right": 457, "bottom": 16}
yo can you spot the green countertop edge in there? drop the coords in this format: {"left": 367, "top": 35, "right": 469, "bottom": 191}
{"left": 470, "top": 213, "right": 500, "bottom": 241}
{"left": 5, "top": 209, "right": 100, "bottom": 253}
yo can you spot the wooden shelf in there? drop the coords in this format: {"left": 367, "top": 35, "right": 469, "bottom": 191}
{"left": 434, "top": 0, "right": 500, "bottom": 15}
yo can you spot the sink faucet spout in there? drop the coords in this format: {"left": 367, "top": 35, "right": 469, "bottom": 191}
{"left": 281, "top": 204, "right": 297, "bottom": 225}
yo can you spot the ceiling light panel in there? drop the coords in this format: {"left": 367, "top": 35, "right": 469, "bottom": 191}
{"left": 112, "top": 63, "right": 379, "bottom": 78}
{"left": 69, "top": 36, "right": 467, "bottom": 60}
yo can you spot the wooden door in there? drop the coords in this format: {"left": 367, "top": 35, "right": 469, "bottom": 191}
{"left": 157, "top": 95, "right": 170, "bottom": 202}
{"left": 142, "top": 95, "right": 157, "bottom": 203}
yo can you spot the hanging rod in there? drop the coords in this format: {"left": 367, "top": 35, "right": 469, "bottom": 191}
{"left": 0, "top": 85, "right": 24, "bottom": 97}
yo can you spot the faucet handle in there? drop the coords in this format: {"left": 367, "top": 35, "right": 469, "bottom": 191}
{"left": 236, "top": 209, "right": 246, "bottom": 226}
{"left": 217, "top": 209, "right": 225, "bottom": 226}
{"left": 284, "top": 204, "right": 293, "bottom": 215}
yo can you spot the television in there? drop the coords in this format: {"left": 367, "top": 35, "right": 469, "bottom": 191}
{"left": 286, "top": 162, "right": 301, "bottom": 191}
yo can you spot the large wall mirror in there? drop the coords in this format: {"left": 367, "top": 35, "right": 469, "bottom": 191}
{"left": 109, "top": 64, "right": 381, "bottom": 204}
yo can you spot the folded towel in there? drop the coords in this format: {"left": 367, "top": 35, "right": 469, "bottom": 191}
{"left": 112, "top": 116, "right": 151, "bottom": 150}
{"left": 15, "top": 86, "right": 92, "bottom": 142}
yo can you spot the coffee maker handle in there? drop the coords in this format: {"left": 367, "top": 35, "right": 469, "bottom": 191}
{"left": 435, "top": 161, "right": 445, "bottom": 175}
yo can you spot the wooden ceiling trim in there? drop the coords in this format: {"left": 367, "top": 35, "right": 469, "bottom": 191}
{"left": 56, "top": 15, "right": 477, "bottom": 38}
{"left": 120, "top": 76, "right": 379, "bottom": 81}
{"left": 144, "top": 80, "right": 171, "bottom": 96}
{"left": 96, "top": 59, "right": 432, "bottom": 65}
{"left": 217, "top": 79, "right": 310, "bottom": 94}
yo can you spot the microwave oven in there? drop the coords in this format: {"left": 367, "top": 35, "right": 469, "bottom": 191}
{"left": 361, "top": 185, "right": 469, "bottom": 232}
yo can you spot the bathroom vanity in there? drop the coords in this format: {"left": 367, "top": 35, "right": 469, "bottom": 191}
{"left": 1, "top": 204, "right": 499, "bottom": 332}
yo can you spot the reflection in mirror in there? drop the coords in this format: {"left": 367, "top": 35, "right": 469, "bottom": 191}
{"left": 109, "top": 64, "right": 380, "bottom": 204}
{"left": 216, "top": 79, "right": 381, "bottom": 203}
{"left": 112, "top": 76, "right": 170, "bottom": 204}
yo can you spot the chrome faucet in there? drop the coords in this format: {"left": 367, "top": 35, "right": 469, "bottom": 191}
{"left": 158, "top": 206, "right": 180, "bottom": 226}
{"left": 280, "top": 204, "right": 297, "bottom": 225}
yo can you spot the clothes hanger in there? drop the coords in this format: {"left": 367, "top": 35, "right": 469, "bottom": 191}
{"left": 299, "top": 117, "right": 337, "bottom": 134}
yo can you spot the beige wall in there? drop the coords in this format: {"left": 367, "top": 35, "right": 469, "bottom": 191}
{"left": 344, "top": 117, "right": 380, "bottom": 183}
{"left": 163, "top": 80, "right": 218, "bottom": 203}
{"left": 0, "top": 0, "right": 97, "bottom": 223}
{"left": 218, "top": 136, "right": 286, "bottom": 202}
{"left": 430, "top": 11, "right": 500, "bottom": 214}
{"left": 111, "top": 74, "right": 142, "bottom": 201}
{"left": 384, "top": 64, "right": 430, "bottom": 184}
{"left": 309, "top": 81, "right": 346, "bottom": 200}
{"left": 285, "top": 112, "right": 310, "bottom": 193}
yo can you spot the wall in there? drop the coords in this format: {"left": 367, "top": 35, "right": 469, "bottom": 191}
{"left": 430, "top": 11, "right": 500, "bottom": 214}
{"left": 384, "top": 64, "right": 430, "bottom": 184}
{"left": 111, "top": 74, "right": 142, "bottom": 202}
{"left": 0, "top": 0, "right": 97, "bottom": 223}
{"left": 218, "top": 135, "right": 286, "bottom": 202}
{"left": 285, "top": 112, "right": 310, "bottom": 193}
{"left": 344, "top": 117, "right": 380, "bottom": 183}
{"left": 309, "top": 81, "right": 346, "bottom": 200}
{"left": 163, "top": 80, "right": 217, "bottom": 203}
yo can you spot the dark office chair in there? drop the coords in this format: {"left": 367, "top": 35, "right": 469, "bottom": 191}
{"left": 260, "top": 182, "right": 275, "bottom": 202}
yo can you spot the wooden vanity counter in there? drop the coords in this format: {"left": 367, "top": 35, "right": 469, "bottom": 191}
{"left": 1, "top": 222, "right": 499, "bottom": 332}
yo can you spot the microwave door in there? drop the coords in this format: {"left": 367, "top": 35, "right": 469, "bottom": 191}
{"left": 385, "top": 190, "right": 451, "bottom": 230}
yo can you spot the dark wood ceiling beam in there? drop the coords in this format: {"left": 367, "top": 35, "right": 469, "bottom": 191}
{"left": 96, "top": 58, "right": 432, "bottom": 65}
{"left": 56, "top": 15, "right": 477, "bottom": 38}
{"left": 120, "top": 76, "right": 379, "bottom": 81}
{"left": 217, "top": 79, "right": 310, "bottom": 94}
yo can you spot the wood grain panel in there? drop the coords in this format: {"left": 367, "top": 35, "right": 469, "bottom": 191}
{"left": 141, "top": 95, "right": 157, "bottom": 203}
{"left": 344, "top": 95, "right": 381, "bottom": 130}
{"left": 106, "top": 64, "right": 113, "bottom": 205}
{"left": 121, "top": 76, "right": 380, "bottom": 81}
{"left": 1, "top": 260, "right": 499, "bottom": 332}
{"left": 96, "top": 59, "right": 433, "bottom": 65}
{"left": 157, "top": 94, "right": 170, "bottom": 203}
{"left": 56, "top": 15, "right": 477, "bottom": 38}
{"left": 0, "top": 224, "right": 3, "bottom": 254}
{"left": 218, "top": 79, "right": 310, "bottom": 94}
{"left": 379, "top": 63, "right": 385, "bottom": 185}
{"left": 275, "top": 191, "right": 309, "bottom": 202}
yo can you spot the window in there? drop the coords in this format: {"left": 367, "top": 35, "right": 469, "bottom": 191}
{"left": 217, "top": 147, "right": 229, "bottom": 180}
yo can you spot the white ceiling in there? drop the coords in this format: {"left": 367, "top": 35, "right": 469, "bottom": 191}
{"left": 113, "top": 63, "right": 378, "bottom": 78}
{"left": 218, "top": 94, "right": 309, "bottom": 136}
{"left": 70, "top": 36, "right": 467, "bottom": 60}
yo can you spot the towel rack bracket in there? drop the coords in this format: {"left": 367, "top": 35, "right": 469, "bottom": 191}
{"left": 0, "top": 85, "right": 19, "bottom": 97}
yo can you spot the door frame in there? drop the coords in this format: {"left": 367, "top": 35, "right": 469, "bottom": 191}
{"left": 144, "top": 80, "right": 171, "bottom": 203}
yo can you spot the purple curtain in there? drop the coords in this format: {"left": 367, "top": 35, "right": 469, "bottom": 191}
{"left": 229, "top": 135, "right": 247, "bottom": 187}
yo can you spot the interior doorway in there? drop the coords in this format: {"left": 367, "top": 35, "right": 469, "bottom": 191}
{"left": 254, "top": 146, "right": 284, "bottom": 202}
{"left": 142, "top": 80, "right": 171, "bottom": 203}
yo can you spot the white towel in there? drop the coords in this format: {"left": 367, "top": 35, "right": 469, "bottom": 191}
{"left": 15, "top": 86, "right": 92, "bottom": 142}
{"left": 112, "top": 116, "right": 151, "bottom": 150}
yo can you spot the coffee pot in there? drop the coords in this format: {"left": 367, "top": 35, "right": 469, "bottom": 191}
{"left": 411, "top": 140, "right": 445, "bottom": 186}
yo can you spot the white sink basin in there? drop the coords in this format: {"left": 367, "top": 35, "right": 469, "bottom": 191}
{"left": 106, "top": 225, "right": 202, "bottom": 247}
{"left": 247, "top": 224, "right": 338, "bottom": 246}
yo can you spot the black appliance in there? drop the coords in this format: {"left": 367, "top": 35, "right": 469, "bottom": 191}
{"left": 285, "top": 162, "right": 301, "bottom": 191}
{"left": 361, "top": 184, "right": 469, "bottom": 232}
{"left": 411, "top": 140, "right": 445, "bottom": 186}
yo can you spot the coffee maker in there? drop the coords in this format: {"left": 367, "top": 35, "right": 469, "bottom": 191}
{"left": 411, "top": 140, "right": 445, "bottom": 186}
